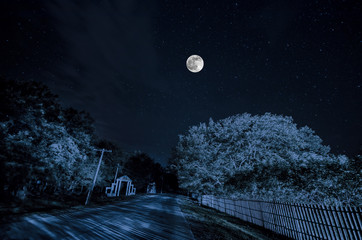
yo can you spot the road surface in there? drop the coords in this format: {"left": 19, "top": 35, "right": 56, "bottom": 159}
{"left": 0, "top": 194, "right": 195, "bottom": 240}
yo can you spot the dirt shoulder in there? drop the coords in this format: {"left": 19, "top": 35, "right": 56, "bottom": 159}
{"left": 177, "top": 195, "right": 292, "bottom": 240}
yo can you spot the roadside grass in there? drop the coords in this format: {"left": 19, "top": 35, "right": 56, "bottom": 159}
{"left": 178, "top": 196, "right": 292, "bottom": 240}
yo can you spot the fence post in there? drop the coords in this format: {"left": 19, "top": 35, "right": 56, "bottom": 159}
{"left": 259, "top": 201, "right": 264, "bottom": 228}
{"left": 247, "top": 200, "right": 252, "bottom": 223}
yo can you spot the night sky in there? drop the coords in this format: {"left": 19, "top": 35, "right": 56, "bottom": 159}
{"left": 1, "top": 0, "right": 361, "bottom": 165}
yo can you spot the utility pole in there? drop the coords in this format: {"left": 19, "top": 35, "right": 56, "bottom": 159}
{"left": 85, "top": 148, "right": 112, "bottom": 205}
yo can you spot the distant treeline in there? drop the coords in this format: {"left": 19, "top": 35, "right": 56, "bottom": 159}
{"left": 0, "top": 78, "right": 178, "bottom": 202}
{"left": 170, "top": 113, "right": 361, "bottom": 207}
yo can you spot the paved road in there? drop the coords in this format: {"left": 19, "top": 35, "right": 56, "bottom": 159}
{"left": 0, "top": 194, "right": 195, "bottom": 240}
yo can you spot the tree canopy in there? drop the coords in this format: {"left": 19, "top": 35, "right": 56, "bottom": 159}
{"left": 0, "top": 79, "right": 97, "bottom": 198}
{"left": 173, "top": 113, "right": 361, "bottom": 206}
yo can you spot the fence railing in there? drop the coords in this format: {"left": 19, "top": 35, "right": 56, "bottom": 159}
{"left": 201, "top": 195, "right": 362, "bottom": 240}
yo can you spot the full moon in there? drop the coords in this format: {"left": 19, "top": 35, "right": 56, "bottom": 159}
{"left": 186, "top": 55, "right": 204, "bottom": 73}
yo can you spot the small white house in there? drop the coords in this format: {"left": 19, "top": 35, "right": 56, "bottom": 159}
{"left": 105, "top": 175, "right": 136, "bottom": 197}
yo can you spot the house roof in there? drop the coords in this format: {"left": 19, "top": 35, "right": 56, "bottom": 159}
{"left": 117, "top": 175, "right": 132, "bottom": 181}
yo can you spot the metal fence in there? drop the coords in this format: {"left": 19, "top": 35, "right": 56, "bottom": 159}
{"left": 201, "top": 195, "right": 362, "bottom": 240}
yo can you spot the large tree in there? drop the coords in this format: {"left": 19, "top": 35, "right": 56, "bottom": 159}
{"left": 174, "top": 113, "right": 359, "bottom": 206}
{"left": 0, "top": 79, "right": 96, "bottom": 198}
